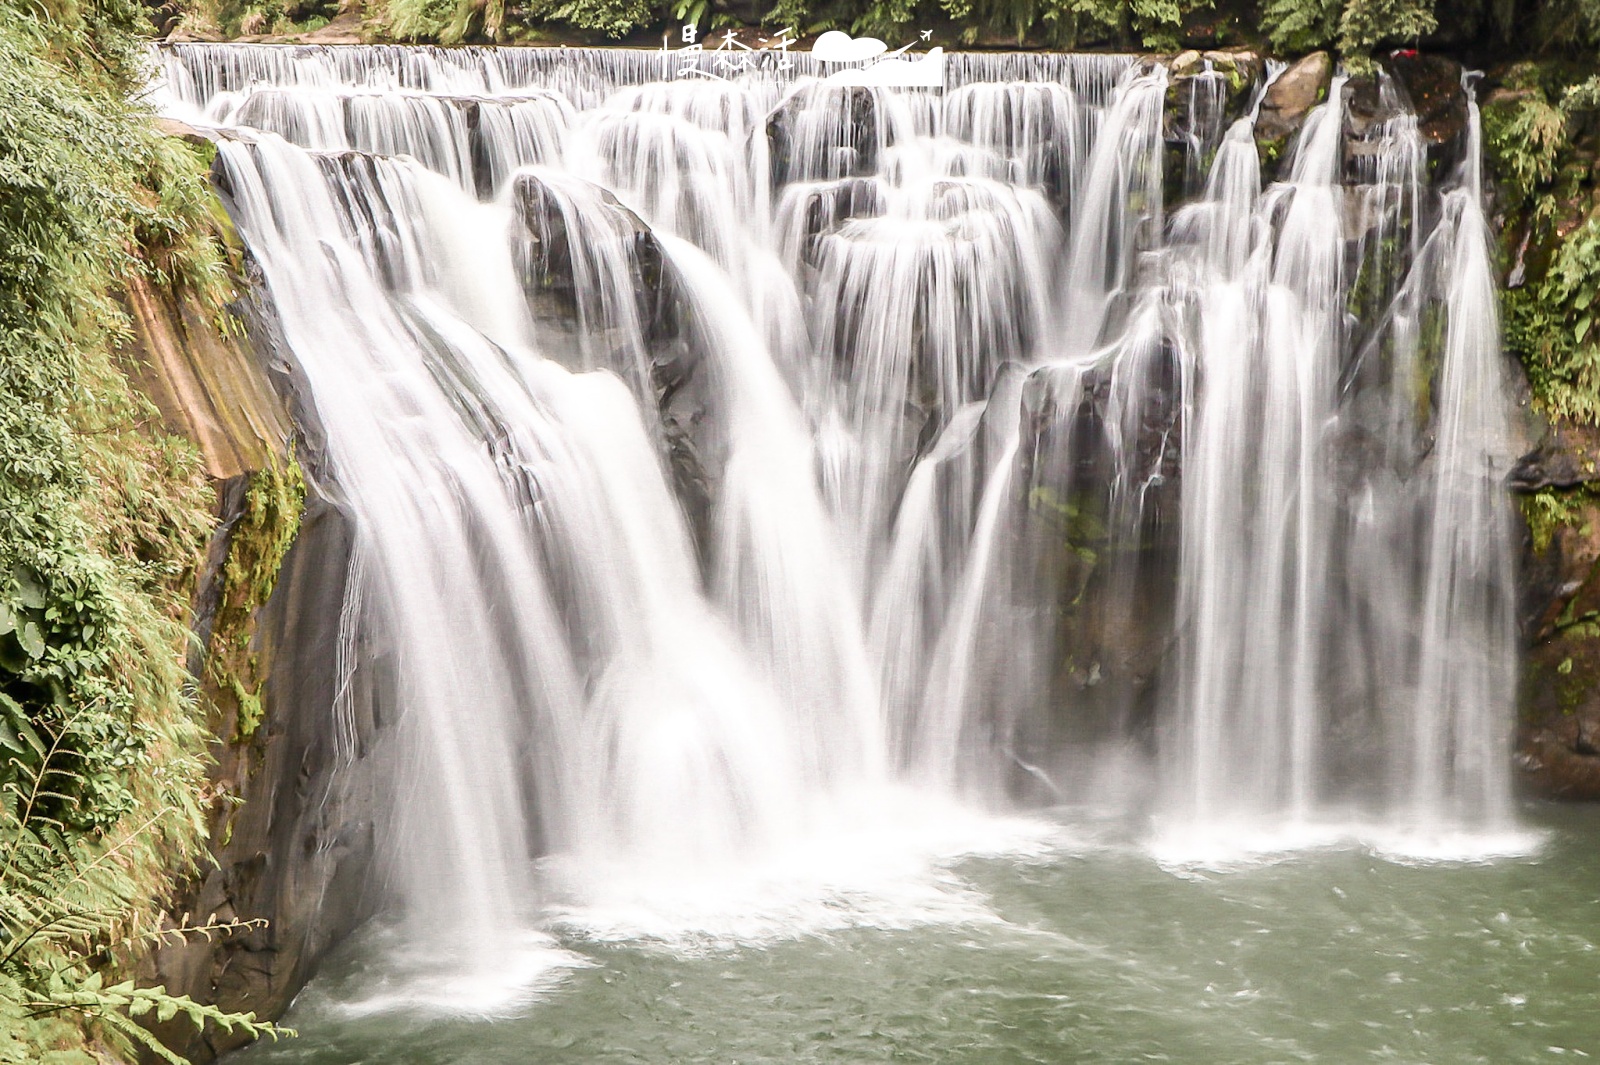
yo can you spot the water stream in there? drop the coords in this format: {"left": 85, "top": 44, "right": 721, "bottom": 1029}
{"left": 146, "top": 42, "right": 1563, "bottom": 1055}
{"left": 240, "top": 806, "right": 1600, "bottom": 1063}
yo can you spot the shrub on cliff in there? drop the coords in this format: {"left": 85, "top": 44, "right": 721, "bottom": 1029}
{"left": 0, "top": 1, "right": 284, "bottom": 1059}
{"left": 1484, "top": 64, "right": 1600, "bottom": 424}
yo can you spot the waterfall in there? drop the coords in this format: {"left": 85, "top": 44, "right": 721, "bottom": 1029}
{"left": 155, "top": 42, "right": 1529, "bottom": 991}
{"left": 1173, "top": 76, "right": 1351, "bottom": 826}
{"left": 208, "top": 137, "right": 577, "bottom": 992}
{"left": 1405, "top": 85, "right": 1518, "bottom": 828}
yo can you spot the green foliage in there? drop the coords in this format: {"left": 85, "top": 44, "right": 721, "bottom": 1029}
{"left": 378, "top": 0, "right": 467, "bottom": 40}
{"left": 1337, "top": 0, "right": 1440, "bottom": 48}
{"left": 1486, "top": 68, "right": 1600, "bottom": 425}
{"left": 1038, "top": 0, "right": 1132, "bottom": 47}
{"left": 1128, "top": 0, "right": 1189, "bottom": 51}
{"left": 1483, "top": 86, "right": 1567, "bottom": 203}
{"left": 0, "top": 716, "right": 291, "bottom": 1065}
{"left": 0, "top": 0, "right": 292, "bottom": 1059}
{"left": 1260, "top": 0, "right": 1340, "bottom": 49}
{"left": 850, "top": 0, "right": 924, "bottom": 38}
{"left": 1335, "top": 0, "right": 1436, "bottom": 52}
{"left": 1535, "top": 0, "right": 1600, "bottom": 51}
{"left": 1521, "top": 485, "right": 1598, "bottom": 554}
{"left": 514, "top": 0, "right": 657, "bottom": 36}
{"left": 176, "top": 0, "right": 341, "bottom": 39}
{"left": 1564, "top": 75, "right": 1600, "bottom": 110}
{"left": 1259, "top": 0, "right": 1434, "bottom": 52}
{"left": 1507, "top": 218, "right": 1600, "bottom": 422}
{"left": 833, "top": 0, "right": 1212, "bottom": 49}
{"left": 212, "top": 461, "right": 306, "bottom": 743}
{"left": 357, "top": 0, "right": 1217, "bottom": 47}
{"left": 186, "top": 0, "right": 1600, "bottom": 54}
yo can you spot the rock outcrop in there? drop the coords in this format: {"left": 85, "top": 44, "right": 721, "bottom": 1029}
{"left": 1011, "top": 349, "right": 1182, "bottom": 790}
{"left": 1256, "top": 51, "right": 1333, "bottom": 172}
{"left": 1162, "top": 49, "right": 1265, "bottom": 199}
{"left": 767, "top": 84, "right": 885, "bottom": 185}
{"left": 1387, "top": 51, "right": 1470, "bottom": 174}
{"left": 1512, "top": 420, "right": 1600, "bottom": 799}
{"left": 123, "top": 125, "right": 380, "bottom": 1062}
{"left": 507, "top": 171, "right": 716, "bottom": 552}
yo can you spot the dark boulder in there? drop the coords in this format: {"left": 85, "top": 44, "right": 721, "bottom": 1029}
{"left": 1344, "top": 53, "right": 1468, "bottom": 185}
{"left": 1511, "top": 421, "right": 1600, "bottom": 492}
{"left": 1387, "top": 51, "right": 1470, "bottom": 177}
{"left": 787, "top": 176, "right": 885, "bottom": 268}
{"left": 507, "top": 172, "right": 715, "bottom": 556}
{"left": 767, "top": 84, "right": 884, "bottom": 187}
{"left": 507, "top": 170, "right": 675, "bottom": 361}
{"left": 1009, "top": 345, "right": 1183, "bottom": 782}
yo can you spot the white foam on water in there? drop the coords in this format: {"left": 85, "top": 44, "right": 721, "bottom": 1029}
{"left": 323, "top": 927, "right": 591, "bottom": 1019}
{"left": 541, "top": 785, "right": 1059, "bottom": 950}
{"left": 1146, "top": 816, "right": 1547, "bottom": 873}
{"left": 1360, "top": 823, "right": 1548, "bottom": 865}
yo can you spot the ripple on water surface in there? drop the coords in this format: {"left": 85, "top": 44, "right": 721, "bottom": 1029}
{"left": 234, "top": 803, "right": 1600, "bottom": 1065}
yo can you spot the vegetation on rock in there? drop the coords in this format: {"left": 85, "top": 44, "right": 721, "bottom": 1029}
{"left": 0, "top": 0, "right": 292, "bottom": 1059}
{"left": 212, "top": 462, "right": 305, "bottom": 745}
{"left": 1485, "top": 57, "right": 1600, "bottom": 767}
{"left": 170, "top": 0, "right": 1598, "bottom": 57}
{"left": 1487, "top": 61, "right": 1600, "bottom": 424}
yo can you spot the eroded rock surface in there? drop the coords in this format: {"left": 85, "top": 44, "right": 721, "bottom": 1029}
{"left": 768, "top": 84, "right": 885, "bottom": 186}
{"left": 128, "top": 125, "right": 379, "bottom": 1063}
{"left": 1256, "top": 51, "right": 1333, "bottom": 172}
{"left": 1513, "top": 417, "right": 1600, "bottom": 799}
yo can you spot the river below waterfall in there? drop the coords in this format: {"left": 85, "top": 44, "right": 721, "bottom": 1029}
{"left": 237, "top": 804, "right": 1596, "bottom": 1063}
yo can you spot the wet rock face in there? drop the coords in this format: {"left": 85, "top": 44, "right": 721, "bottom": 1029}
{"left": 119, "top": 275, "right": 289, "bottom": 483}
{"left": 507, "top": 170, "right": 681, "bottom": 374}
{"left": 315, "top": 150, "right": 417, "bottom": 289}
{"left": 121, "top": 186, "right": 378, "bottom": 1061}
{"left": 506, "top": 171, "right": 717, "bottom": 553}
{"left": 146, "top": 492, "right": 379, "bottom": 1063}
{"left": 1163, "top": 50, "right": 1265, "bottom": 200}
{"left": 1343, "top": 55, "right": 1468, "bottom": 184}
{"left": 1342, "top": 74, "right": 1403, "bottom": 182}
{"left": 464, "top": 95, "right": 568, "bottom": 199}
{"left": 509, "top": 171, "right": 661, "bottom": 308}
{"left": 1387, "top": 51, "right": 1469, "bottom": 163}
{"left": 1512, "top": 422, "right": 1600, "bottom": 492}
{"left": 1012, "top": 351, "right": 1182, "bottom": 773}
{"left": 1518, "top": 493, "right": 1600, "bottom": 800}
{"left": 510, "top": 173, "right": 654, "bottom": 316}
{"left": 789, "top": 177, "right": 886, "bottom": 268}
{"left": 767, "top": 85, "right": 884, "bottom": 187}
{"left": 512, "top": 172, "right": 603, "bottom": 331}
{"left": 1256, "top": 51, "right": 1333, "bottom": 172}
{"left": 1513, "top": 420, "right": 1600, "bottom": 800}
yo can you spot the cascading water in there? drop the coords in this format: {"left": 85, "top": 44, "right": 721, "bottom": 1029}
{"left": 1171, "top": 76, "right": 1353, "bottom": 830}
{"left": 150, "top": 41, "right": 1533, "bottom": 1003}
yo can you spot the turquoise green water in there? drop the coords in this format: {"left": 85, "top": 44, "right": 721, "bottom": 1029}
{"left": 238, "top": 804, "right": 1600, "bottom": 1064}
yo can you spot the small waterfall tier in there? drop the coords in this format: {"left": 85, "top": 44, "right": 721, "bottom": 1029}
{"left": 150, "top": 42, "right": 1527, "bottom": 986}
